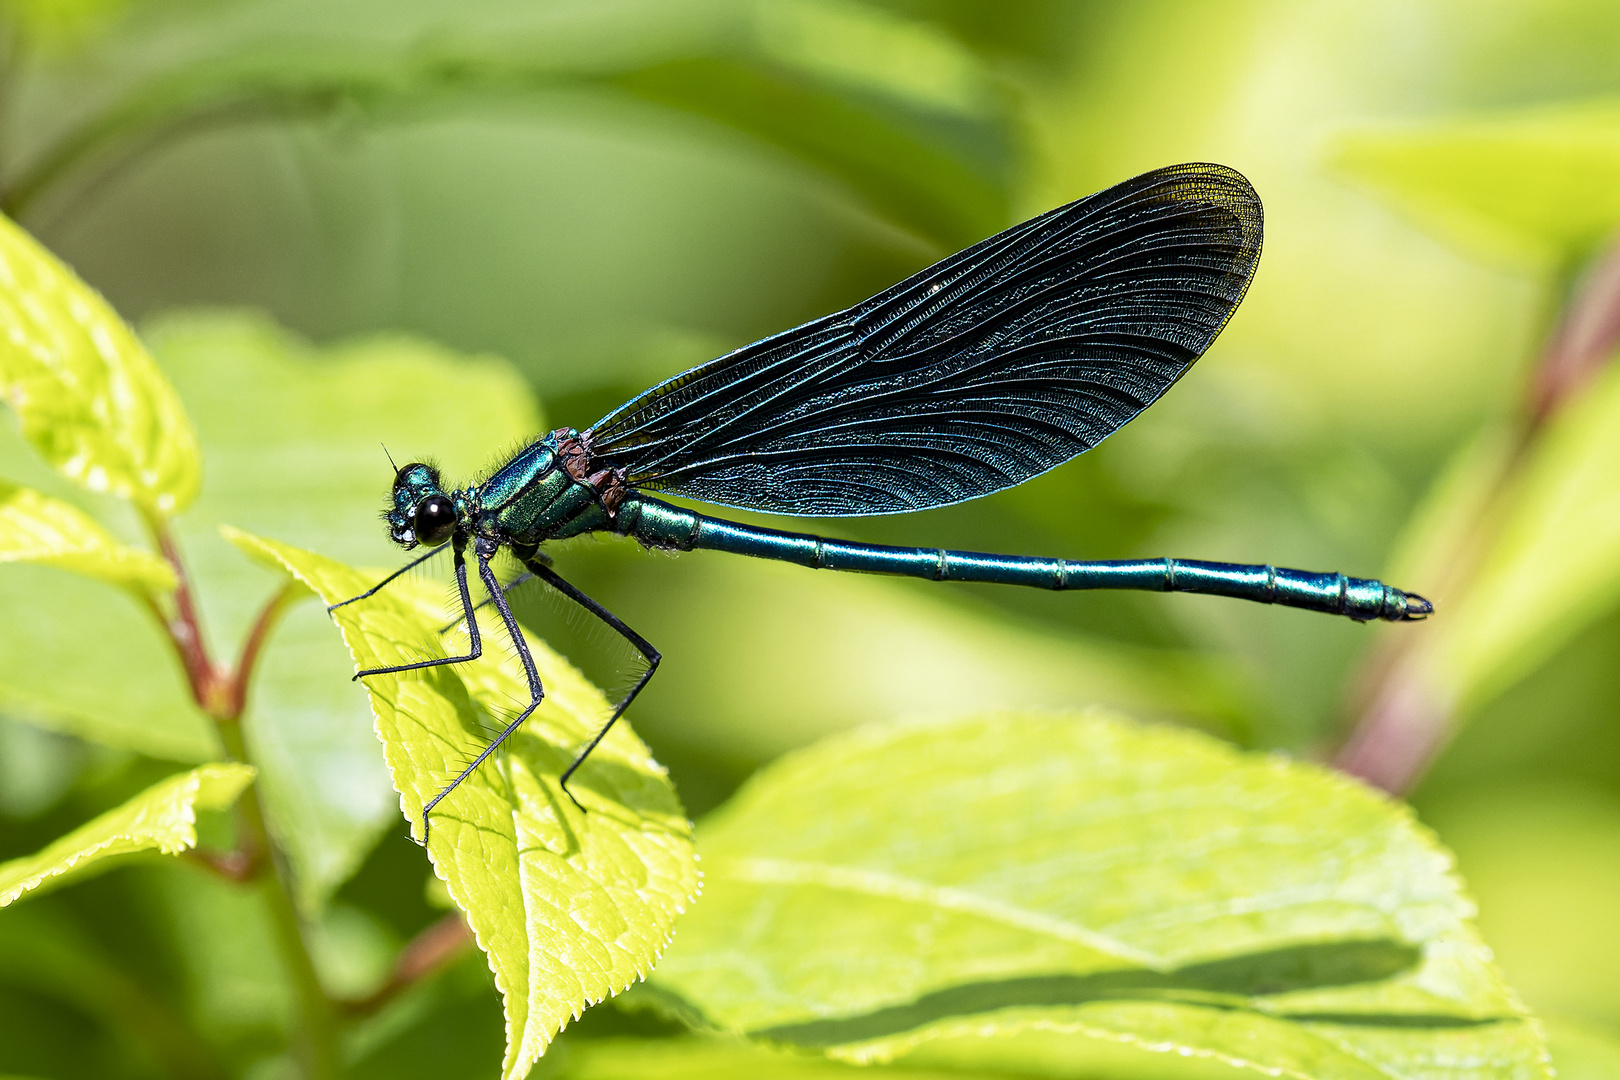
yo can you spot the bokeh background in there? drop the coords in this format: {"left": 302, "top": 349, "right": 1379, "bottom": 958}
{"left": 2, "top": 0, "right": 1619, "bottom": 1075}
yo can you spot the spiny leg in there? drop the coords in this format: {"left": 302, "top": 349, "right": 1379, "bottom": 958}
{"left": 328, "top": 544, "right": 441, "bottom": 613}
{"left": 438, "top": 572, "right": 534, "bottom": 634}
{"left": 524, "top": 560, "right": 661, "bottom": 811}
{"left": 418, "top": 537, "right": 546, "bottom": 843}
{"left": 353, "top": 539, "right": 482, "bottom": 681}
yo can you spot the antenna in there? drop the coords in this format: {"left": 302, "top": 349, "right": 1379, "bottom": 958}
{"left": 382, "top": 443, "right": 399, "bottom": 472}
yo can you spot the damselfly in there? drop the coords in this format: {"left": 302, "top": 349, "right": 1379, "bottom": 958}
{"left": 331, "top": 163, "right": 1431, "bottom": 841}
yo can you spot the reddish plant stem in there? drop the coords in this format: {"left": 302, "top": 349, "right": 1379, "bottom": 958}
{"left": 182, "top": 847, "right": 258, "bottom": 884}
{"left": 149, "top": 521, "right": 228, "bottom": 716}
{"left": 1529, "top": 232, "right": 1620, "bottom": 428}
{"left": 142, "top": 519, "right": 341, "bottom": 1079}
{"left": 145, "top": 519, "right": 300, "bottom": 723}
{"left": 1336, "top": 232, "right": 1620, "bottom": 794}
{"left": 223, "top": 580, "right": 300, "bottom": 720}
{"left": 1334, "top": 660, "right": 1456, "bottom": 794}
{"left": 340, "top": 914, "right": 475, "bottom": 1018}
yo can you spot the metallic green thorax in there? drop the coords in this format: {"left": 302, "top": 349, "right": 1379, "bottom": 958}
{"left": 386, "top": 429, "right": 1427, "bottom": 622}
{"left": 388, "top": 430, "right": 612, "bottom": 550}
{"left": 474, "top": 436, "right": 611, "bottom": 545}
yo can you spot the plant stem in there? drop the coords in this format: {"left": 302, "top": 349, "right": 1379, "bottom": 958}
{"left": 219, "top": 715, "right": 343, "bottom": 1080}
{"left": 151, "top": 522, "right": 226, "bottom": 714}
{"left": 1336, "top": 236, "right": 1620, "bottom": 792}
{"left": 147, "top": 517, "right": 342, "bottom": 1080}
{"left": 226, "top": 580, "right": 302, "bottom": 719}
{"left": 340, "top": 913, "right": 474, "bottom": 1018}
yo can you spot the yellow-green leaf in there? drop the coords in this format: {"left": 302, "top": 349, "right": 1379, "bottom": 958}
{"left": 0, "top": 478, "right": 174, "bottom": 592}
{"left": 648, "top": 712, "right": 1547, "bottom": 1080}
{"left": 0, "top": 762, "right": 255, "bottom": 908}
{"left": 1333, "top": 100, "right": 1620, "bottom": 268}
{"left": 1544, "top": 1017, "right": 1620, "bottom": 1080}
{"left": 226, "top": 529, "right": 699, "bottom": 1080}
{"left": 0, "top": 214, "right": 199, "bottom": 515}
{"left": 754, "top": 0, "right": 993, "bottom": 117}
{"left": 835, "top": 1003, "right": 1552, "bottom": 1080}
{"left": 551, "top": 1037, "right": 993, "bottom": 1079}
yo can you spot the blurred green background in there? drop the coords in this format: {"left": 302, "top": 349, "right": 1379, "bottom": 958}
{"left": 2, "top": 0, "right": 1619, "bottom": 1076}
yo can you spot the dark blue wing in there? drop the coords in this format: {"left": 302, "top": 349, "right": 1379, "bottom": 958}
{"left": 588, "top": 162, "right": 1262, "bottom": 517}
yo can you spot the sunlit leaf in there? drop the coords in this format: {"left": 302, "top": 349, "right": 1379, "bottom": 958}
{"left": 229, "top": 529, "right": 699, "bottom": 1080}
{"left": 146, "top": 311, "right": 544, "bottom": 913}
{"left": 647, "top": 712, "right": 1547, "bottom": 1080}
{"left": 0, "top": 309, "right": 549, "bottom": 910}
{"left": 1543, "top": 1017, "right": 1620, "bottom": 1080}
{"left": 1333, "top": 101, "right": 1620, "bottom": 268}
{"left": 838, "top": 1005, "right": 1551, "bottom": 1080}
{"left": 0, "top": 214, "right": 199, "bottom": 515}
{"left": 551, "top": 1036, "right": 992, "bottom": 1079}
{"left": 0, "top": 477, "right": 173, "bottom": 592}
{"left": 0, "top": 762, "right": 255, "bottom": 907}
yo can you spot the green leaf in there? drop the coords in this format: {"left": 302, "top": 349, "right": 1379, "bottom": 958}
{"left": 1543, "top": 1017, "right": 1620, "bottom": 1080}
{"left": 1332, "top": 100, "right": 1620, "bottom": 268}
{"left": 0, "top": 477, "right": 174, "bottom": 592}
{"left": 551, "top": 1036, "right": 996, "bottom": 1079}
{"left": 0, "top": 213, "right": 200, "bottom": 515}
{"left": 834, "top": 1006, "right": 1551, "bottom": 1080}
{"left": 229, "top": 529, "right": 699, "bottom": 1079}
{"left": 150, "top": 312, "right": 545, "bottom": 912}
{"left": 647, "top": 712, "right": 1548, "bottom": 1080}
{"left": 0, "top": 762, "right": 255, "bottom": 907}
{"left": 1424, "top": 357, "right": 1620, "bottom": 712}
{"left": 615, "top": 0, "right": 1011, "bottom": 249}
{"left": 754, "top": 0, "right": 992, "bottom": 117}
{"left": 10, "top": 0, "right": 1010, "bottom": 250}
{"left": 0, "top": 565, "right": 218, "bottom": 762}
{"left": 0, "top": 896, "right": 229, "bottom": 1080}
{"left": 0, "top": 310, "right": 546, "bottom": 907}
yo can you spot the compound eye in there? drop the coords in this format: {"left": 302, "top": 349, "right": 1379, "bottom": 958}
{"left": 413, "top": 495, "right": 457, "bottom": 548}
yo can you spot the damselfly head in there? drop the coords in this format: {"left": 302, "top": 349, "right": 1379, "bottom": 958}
{"left": 386, "top": 462, "right": 457, "bottom": 548}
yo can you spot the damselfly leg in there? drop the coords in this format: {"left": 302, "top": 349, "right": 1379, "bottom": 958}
{"left": 328, "top": 544, "right": 442, "bottom": 614}
{"left": 336, "top": 539, "right": 659, "bottom": 841}
{"left": 438, "top": 571, "right": 535, "bottom": 634}
{"left": 349, "top": 540, "right": 483, "bottom": 681}
{"left": 522, "top": 560, "right": 661, "bottom": 805}
{"left": 413, "top": 537, "right": 550, "bottom": 843}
